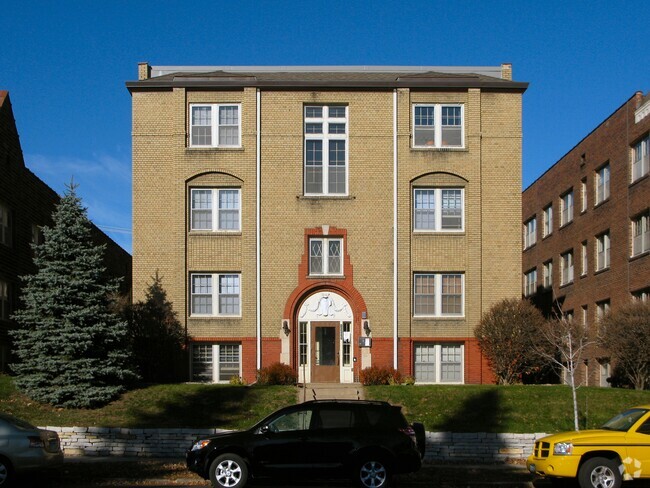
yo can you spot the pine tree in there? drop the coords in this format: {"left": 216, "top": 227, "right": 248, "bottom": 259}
{"left": 10, "top": 184, "right": 137, "bottom": 408}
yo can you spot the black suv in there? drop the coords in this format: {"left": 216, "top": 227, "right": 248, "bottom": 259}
{"left": 186, "top": 399, "right": 425, "bottom": 488}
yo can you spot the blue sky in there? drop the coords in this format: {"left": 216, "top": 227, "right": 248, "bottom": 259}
{"left": 1, "top": 1, "right": 647, "bottom": 254}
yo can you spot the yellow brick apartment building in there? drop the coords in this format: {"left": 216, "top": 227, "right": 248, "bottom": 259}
{"left": 127, "top": 64, "right": 527, "bottom": 384}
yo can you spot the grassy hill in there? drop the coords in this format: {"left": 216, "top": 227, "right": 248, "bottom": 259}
{"left": 2, "top": 375, "right": 649, "bottom": 432}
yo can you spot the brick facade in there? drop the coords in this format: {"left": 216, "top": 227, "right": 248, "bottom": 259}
{"left": 522, "top": 91, "right": 650, "bottom": 386}
{"left": 128, "top": 65, "right": 527, "bottom": 385}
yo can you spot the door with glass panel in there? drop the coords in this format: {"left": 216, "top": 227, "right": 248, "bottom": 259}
{"left": 311, "top": 322, "right": 340, "bottom": 382}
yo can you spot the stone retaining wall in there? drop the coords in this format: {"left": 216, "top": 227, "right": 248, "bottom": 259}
{"left": 47, "top": 427, "right": 545, "bottom": 462}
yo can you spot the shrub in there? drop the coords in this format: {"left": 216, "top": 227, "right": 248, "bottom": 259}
{"left": 257, "top": 362, "right": 297, "bottom": 385}
{"left": 360, "top": 365, "right": 403, "bottom": 385}
{"left": 229, "top": 376, "right": 247, "bottom": 386}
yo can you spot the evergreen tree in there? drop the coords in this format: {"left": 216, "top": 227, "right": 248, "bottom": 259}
{"left": 10, "top": 184, "right": 137, "bottom": 408}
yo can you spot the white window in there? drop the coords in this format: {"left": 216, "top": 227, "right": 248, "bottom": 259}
{"left": 632, "top": 135, "right": 649, "bottom": 183}
{"left": 581, "top": 179, "right": 588, "bottom": 213}
{"left": 524, "top": 269, "right": 537, "bottom": 297}
{"left": 581, "top": 241, "right": 588, "bottom": 276}
{"left": 414, "top": 273, "right": 464, "bottom": 317}
{"left": 190, "top": 188, "right": 241, "bottom": 232}
{"left": 524, "top": 217, "right": 537, "bottom": 249}
{"left": 414, "top": 343, "right": 463, "bottom": 383}
{"left": 190, "top": 273, "right": 241, "bottom": 316}
{"left": 560, "top": 190, "right": 574, "bottom": 226}
{"left": 581, "top": 305, "right": 588, "bottom": 326}
{"left": 596, "top": 300, "right": 610, "bottom": 322}
{"left": 309, "top": 237, "right": 343, "bottom": 276}
{"left": 191, "top": 343, "right": 241, "bottom": 383}
{"left": 0, "top": 280, "right": 8, "bottom": 321}
{"left": 596, "top": 232, "right": 611, "bottom": 271}
{"left": 543, "top": 260, "right": 553, "bottom": 288}
{"left": 413, "top": 104, "right": 464, "bottom": 148}
{"left": 560, "top": 250, "right": 574, "bottom": 285}
{"left": 190, "top": 104, "right": 241, "bottom": 148}
{"left": 543, "top": 205, "right": 553, "bottom": 237}
{"left": 0, "top": 204, "right": 10, "bottom": 247}
{"left": 413, "top": 188, "right": 464, "bottom": 232}
{"left": 634, "top": 288, "right": 649, "bottom": 302}
{"left": 304, "top": 105, "right": 348, "bottom": 196}
{"left": 595, "top": 164, "right": 610, "bottom": 205}
{"left": 632, "top": 212, "right": 650, "bottom": 256}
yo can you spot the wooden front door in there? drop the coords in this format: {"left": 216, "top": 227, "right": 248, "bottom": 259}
{"left": 311, "top": 321, "right": 339, "bottom": 382}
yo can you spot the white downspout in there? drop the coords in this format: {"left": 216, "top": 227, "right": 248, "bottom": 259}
{"left": 393, "top": 90, "right": 398, "bottom": 369}
{"left": 256, "top": 89, "right": 262, "bottom": 370}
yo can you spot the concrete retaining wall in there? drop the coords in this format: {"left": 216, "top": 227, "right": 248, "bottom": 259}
{"left": 46, "top": 427, "right": 546, "bottom": 462}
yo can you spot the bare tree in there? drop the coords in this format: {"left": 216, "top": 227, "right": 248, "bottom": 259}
{"left": 475, "top": 298, "right": 549, "bottom": 385}
{"left": 598, "top": 301, "right": 650, "bottom": 390}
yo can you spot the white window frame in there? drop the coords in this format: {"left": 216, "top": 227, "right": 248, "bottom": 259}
{"left": 309, "top": 237, "right": 343, "bottom": 276}
{"left": 543, "top": 260, "right": 553, "bottom": 288}
{"left": 524, "top": 269, "right": 537, "bottom": 297}
{"left": 412, "top": 104, "right": 465, "bottom": 149}
{"left": 304, "top": 105, "right": 348, "bottom": 196}
{"left": 581, "top": 179, "right": 588, "bottom": 213}
{"left": 632, "top": 135, "right": 649, "bottom": 183}
{"left": 596, "top": 232, "right": 611, "bottom": 271}
{"left": 595, "top": 164, "right": 610, "bottom": 205}
{"left": 414, "top": 343, "right": 464, "bottom": 384}
{"left": 524, "top": 217, "right": 537, "bottom": 249}
{"left": 543, "top": 205, "right": 553, "bottom": 237}
{"left": 413, "top": 188, "right": 464, "bottom": 232}
{"left": 560, "top": 190, "right": 574, "bottom": 226}
{"left": 581, "top": 241, "right": 588, "bottom": 276}
{"left": 596, "top": 300, "right": 610, "bottom": 323}
{"left": 413, "top": 273, "right": 464, "bottom": 318}
{"left": 632, "top": 212, "right": 650, "bottom": 257}
{"left": 189, "top": 103, "right": 241, "bottom": 148}
{"left": 560, "top": 250, "right": 574, "bottom": 286}
{"left": 190, "top": 188, "right": 241, "bottom": 232}
{"left": 190, "top": 273, "right": 241, "bottom": 317}
{"left": 191, "top": 343, "right": 242, "bottom": 383}
{"left": 633, "top": 288, "right": 649, "bottom": 302}
{"left": 0, "top": 204, "right": 10, "bottom": 247}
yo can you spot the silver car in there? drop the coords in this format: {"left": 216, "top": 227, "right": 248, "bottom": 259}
{"left": 0, "top": 413, "right": 63, "bottom": 486}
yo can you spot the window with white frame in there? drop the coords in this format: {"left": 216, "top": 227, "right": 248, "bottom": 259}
{"left": 0, "top": 280, "right": 8, "bottom": 320}
{"left": 524, "top": 268, "right": 537, "bottom": 297}
{"left": 309, "top": 237, "right": 343, "bottom": 276}
{"left": 581, "top": 305, "right": 588, "bottom": 327}
{"left": 595, "top": 164, "right": 610, "bottom": 205}
{"left": 632, "top": 212, "right": 650, "bottom": 256}
{"left": 413, "top": 273, "right": 464, "bottom": 317}
{"left": 543, "top": 205, "right": 553, "bottom": 237}
{"left": 560, "top": 190, "right": 574, "bottom": 226}
{"left": 190, "top": 188, "right": 241, "bottom": 232}
{"left": 581, "top": 179, "right": 588, "bottom": 213}
{"left": 581, "top": 241, "right": 588, "bottom": 276}
{"left": 413, "top": 104, "right": 464, "bottom": 148}
{"left": 414, "top": 343, "right": 463, "bottom": 383}
{"left": 190, "top": 104, "right": 241, "bottom": 147}
{"left": 543, "top": 260, "right": 553, "bottom": 288}
{"left": 0, "top": 204, "right": 10, "bottom": 247}
{"left": 190, "top": 273, "right": 241, "bottom": 316}
{"left": 560, "top": 250, "right": 574, "bottom": 285}
{"left": 596, "top": 232, "right": 611, "bottom": 271}
{"left": 564, "top": 310, "right": 574, "bottom": 323}
{"left": 596, "top": 299, "right": 610, "bottom": 323}
{"left": 191, "top": 343, "right": 241, "bottom": 383}
{"left": 413, "top": 188, "right": 464, "bottom": 232}
{"left": 634, "top": 288, "right": 649, "bottom": 302}
{"left": 524, "top": 217, "right": 537, "bottom": 249}
{"left": 304, "top": 105, "right": 348, "bottom": 195}
{"left": 632, "top": 135, "right": 649, "bottom": 183}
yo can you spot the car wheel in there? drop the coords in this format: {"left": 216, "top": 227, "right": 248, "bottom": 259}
{"left": 0, "top": 457, "right": 13, "bottom": 487}
{"left": 209, "top": 454, "right": 248, "bottom": 488}
{"left": 578, "top": 457, "right": 622, "bottom": 488}
{"left": 357, "top": 458, "right": 390, "bottom": 488}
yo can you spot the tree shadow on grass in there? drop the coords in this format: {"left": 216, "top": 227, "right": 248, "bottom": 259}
{"left": 433, "top": 388, "right": 507, "bottom": 432}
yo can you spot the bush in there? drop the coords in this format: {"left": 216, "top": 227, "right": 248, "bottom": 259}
{"left": 360, "top": 365, "right": 403, "bottom": 385}
{"left": 229, "top": 376, "right": 247, "bottom": 386}
{"left": 257, "top": 363, "right": 297, "bottom": 385}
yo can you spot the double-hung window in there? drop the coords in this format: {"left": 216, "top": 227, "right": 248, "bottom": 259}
{"left": 190, "top": 188, "right": 241, "bottom": 232}
{"left": 0, "top": 204, "right": 10, "bottom": 247}
{"left": 524, "top": 217, "right": 537, "bottom": 249}
{"left": 190, "top": 273, "right": 241, "bottom": 316}
{"left": 581, "top": 241, "right": 588, "bottom": 276}
{"left": 632, "top": 135, "right": 649, "bottom": 183}
{"left": 524, "top": 269, "right": 537, "bottom": 297}
{"left": 596, "top": 232, "right": 611, "bottom": 271}
{"left": 543, "top": 260, "right": 553, "bottom": 288}
{"left": 414, "top": 343, "right": 463, "bottom": 383}
{"left": 560, "top": 250, "right": 574, "bottom": 286}
{"left": 543, "top": 205, "right": 553, "bottom": 237}
{"left": 191, "top": 343, "right": 241, "bottom": 383}
{"left": 595, "top": 164, "right": 610, "bottom": 205}
{"left": 413, "top": 104, "right": 464, "bottom": 148}
{"left": 632, "top": 212, "right": 650, "bottom": 256}
{"left": 309, "top": 237, "right": 343, "bottom": 276}
{"left": 413, "top": 188, "right": 464, "bottom": 231}
{"left": 190, "top": 104, "right": 241, "bottom": 147}
{"left": 304, "top": 105, "right": 348, "bottom": 196}
{"left": 413, "top": 273, "right": 464, "bottom": 317}
{"left": 560, "top": 190, "right": 574, "bottom": 226}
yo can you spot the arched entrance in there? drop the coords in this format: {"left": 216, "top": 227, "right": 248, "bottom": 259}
{"left": 295, "top": 291, "right": 354, "bottom": 383}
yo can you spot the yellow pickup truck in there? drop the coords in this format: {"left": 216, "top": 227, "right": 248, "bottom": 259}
{"left": 527, "top": 405, "right": 650, "bottom": 488}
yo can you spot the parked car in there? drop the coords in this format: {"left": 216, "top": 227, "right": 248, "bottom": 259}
{"left": 187, "top": 399, "right": 425, "bottom": 488}
{"left": 527, "top": 405, "right": 650, "bottom": 488}
{"left": 0, "top": 412, "right": 64, "bottom": 486}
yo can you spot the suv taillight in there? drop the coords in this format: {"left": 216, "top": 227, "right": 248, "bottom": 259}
{"left": 399, "top": 427, "right": 417, "bottom": 445}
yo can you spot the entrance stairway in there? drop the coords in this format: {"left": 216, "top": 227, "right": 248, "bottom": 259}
{"left": 297, "top": 383, "right": 364, "bottom": 403}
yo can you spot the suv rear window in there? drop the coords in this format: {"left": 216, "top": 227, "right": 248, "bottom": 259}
{"left": 359, "top": 405, "right": 409, "bottom": 429}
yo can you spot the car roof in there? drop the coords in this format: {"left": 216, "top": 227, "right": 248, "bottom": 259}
{"left": 300, "top": 400, "right": 393, "bottom": 407}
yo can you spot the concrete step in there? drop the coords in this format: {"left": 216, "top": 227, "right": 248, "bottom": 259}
{"left": 297, "top": 383, "right": 364, "bottom": 403}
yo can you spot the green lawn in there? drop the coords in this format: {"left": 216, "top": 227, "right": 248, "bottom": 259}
{"left": 2, "top": 375, "right": 649, "bottom": 433}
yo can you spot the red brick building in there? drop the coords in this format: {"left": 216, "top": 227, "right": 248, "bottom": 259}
{"left": 522, "top": 91, "right": 650, "bottom": 386}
